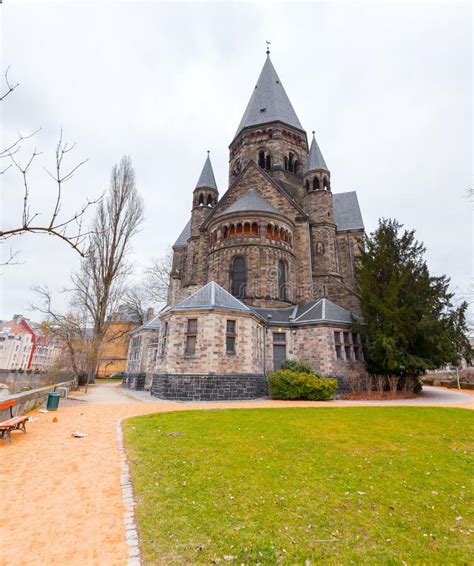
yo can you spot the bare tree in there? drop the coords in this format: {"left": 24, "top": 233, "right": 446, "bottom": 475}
{"left": 32, "top": 285, "right": 91, "bottom": 383}
{"left": 71, "top": 156, "right": 144, "bottom": 384}
{"left": 123, "top": 286, "right": 148, "bottom": 325}
{"left": 1, "top": 67, "right": 100, "bottom": 262}
{"left": 144, "top": 248, "right": 172, "bottom": 305}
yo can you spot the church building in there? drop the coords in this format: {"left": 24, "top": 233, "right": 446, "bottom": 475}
{"left": 126, "top": 51, "right": 367, "bottom": 399}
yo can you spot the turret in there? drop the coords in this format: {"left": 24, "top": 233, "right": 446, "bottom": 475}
{"left": 303, "top": 132, "right": 340, "bottom": 293}
{"left": 191, "top": 152, "right": 218, "bottom": 237}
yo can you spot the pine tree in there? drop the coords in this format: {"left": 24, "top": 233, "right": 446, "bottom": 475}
{"left": 356, "top": 219, "right": 472, "bottom": 382}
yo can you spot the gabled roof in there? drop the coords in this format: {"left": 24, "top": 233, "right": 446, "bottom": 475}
{"left": 251, "top": 298, "right": 358, "bottom": 326}
{"left": 294, "top": 298, "right": 354, "bottom": 324}
{"left": 222, "top": 189, "right": 280, "bottom": 215}
{"left": 333, "top": 191, "right": 364, "bottom": 231}
{"left": 196, "top": 154, "right": 217, "bottom": 190}
{"left": 173, "top": 219, "right": 191, "bottom": 249}
{"left": 305, "top": 133, "right": 328, "bottom": 173}
{"left": 234, "top": 55, "right": 303, "bottom": 139}
{"left": 169, "top": 281, "right": 251, "bottom": 313}
{"left": 201, "top": 160, "right": 307, "bottom": 230}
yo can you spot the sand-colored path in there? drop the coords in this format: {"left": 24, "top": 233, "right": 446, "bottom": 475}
{"left": 1, "top": 383, "right": 473, "bottom": 566}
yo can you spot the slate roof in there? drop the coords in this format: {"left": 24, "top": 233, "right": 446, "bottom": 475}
{"left": 130, "top": 314, "right": 161, "bottom": 335}
{"left": 305, "top": 133, "right": 329, "bottom": 173}
{"left": 235, "top": 55, "right": 303, "bottom": 139}
{"left": 222, "top": 190, "right": 280, "bottom": 215}
{"left": 196, "top": 154, "right": 217, "bottom": 190}
{"left": 173, "top": 219, "right": 191, "bottom": 248}
{"left": 333, "top": 191, "right": 364, "bottom": 231}
{"left": 251, "top": 298, "right": 358, "bottom": 326}
{"left": 169, "top": 281, "right": 252, "bottom": 313}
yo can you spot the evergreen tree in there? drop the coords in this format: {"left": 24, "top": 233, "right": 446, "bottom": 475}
{"left": 356, "top": 219, "right": 472, "bottom": 380}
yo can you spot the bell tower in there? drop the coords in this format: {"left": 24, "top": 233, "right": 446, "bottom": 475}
{"left": 228, "top": 51, "right": 308, "bottom": 197}
{"left": 303, "top": 132, "right": 341, "bottom": 296}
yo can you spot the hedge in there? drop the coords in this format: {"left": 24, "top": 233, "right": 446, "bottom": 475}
{"left": 280, "top": 359, "right": 314, "bottom": 374}
{"left": 268, "top": 370, "right": 337, "bottom": 401}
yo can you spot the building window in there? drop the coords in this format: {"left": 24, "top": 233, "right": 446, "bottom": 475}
{"left": 160, "top": 321, "right": 168, "bottom": 357}
{"left": 334, "top": 331, "right": 343, "bottom": 360}
{"left": 185, "top": 319, "right": 197, "bottom": 355}
{"left": 226, "top": 320, "right": 236, "bottom": 354}
{"left": 258, "top": 150, "right": 265, "bottom": 169}
{"left": 344, "top": 332, "right": 352, "bottom": 360}
{"left": 352, "top": 333, "right": 364, "bottom": 361}
{"left": 313, "top": 177, "right": 320, "bottom": 191}
{"left": 278, "top": 260, "right": 286, "bottom": 301}
{"left": 231, "top": 256, "right": 246, "bottom": 298}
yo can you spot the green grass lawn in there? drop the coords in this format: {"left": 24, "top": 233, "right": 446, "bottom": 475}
{"left": 124, "top": 408, "right": 473, "bottom": 565}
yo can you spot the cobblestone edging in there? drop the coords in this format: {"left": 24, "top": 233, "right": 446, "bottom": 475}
{"left": 116, "top": 418, "right": 142, "bottom": 566}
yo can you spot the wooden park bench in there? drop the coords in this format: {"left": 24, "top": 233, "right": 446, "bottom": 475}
{"left": 0, "top": 399, "right": 28, "bottom": 444}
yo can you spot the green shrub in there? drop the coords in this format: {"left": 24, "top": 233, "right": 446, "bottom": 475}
{"left": 280, "top": 359, "right": 315, "bottom": 374}
{"left": 268, "top": 370, "right": 337, "bottom": 401}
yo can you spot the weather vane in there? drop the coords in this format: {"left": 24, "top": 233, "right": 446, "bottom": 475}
{"left": 266, "top": 40, "right": 271, "bottom": 55}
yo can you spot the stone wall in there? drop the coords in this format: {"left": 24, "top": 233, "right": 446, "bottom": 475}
{"left": 155, "top": 310, "right": 265, "bottom": 376}
{"left": 150, "top": 373, "right": 267, "bottom": 401}
{"left": 0, "top": 379, "right": 76, "bottom": 421}
{"left": 123, "top": 373, "right": 146, "bottom": 391}
{"left": 265, "top": 324, "right": 367, "bottom": 379}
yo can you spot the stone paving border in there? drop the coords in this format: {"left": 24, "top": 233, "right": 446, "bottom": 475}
{"left": 116, "top": 418, "right": 142, "bottom": 566}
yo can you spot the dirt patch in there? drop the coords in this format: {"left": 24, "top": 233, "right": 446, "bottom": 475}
{"left": 341, "top": 392, "right": 419, "bottom": 401}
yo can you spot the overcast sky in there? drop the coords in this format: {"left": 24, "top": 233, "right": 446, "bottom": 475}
{"left": 0, "top": 1, "right": 472, "bottom": 321}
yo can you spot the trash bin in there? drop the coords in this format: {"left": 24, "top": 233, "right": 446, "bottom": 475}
{"left": 47, "top": 392, "right": 61, "bottom": 411}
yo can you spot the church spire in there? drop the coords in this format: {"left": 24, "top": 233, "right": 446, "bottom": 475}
{"left": 193, "top": 152, "right": 218, "bottom": 210}
{"left": 305, "top": 132, "right": 329, "bottom": 173}
{"left": 195, "top": 152, "right": 217, "bottom": 190}
{"left": 234, "top": 54, "right": 303, "bottom": 139}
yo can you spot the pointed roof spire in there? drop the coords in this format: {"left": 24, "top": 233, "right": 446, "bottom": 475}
{"left": 195, "top": 152, "right": 217, "bottom": 190}
{"left": 234, "top": 55, "right": 303, "bottom": 139}
{"left": 305, "top": 131, "right": 329, "bottom": 173}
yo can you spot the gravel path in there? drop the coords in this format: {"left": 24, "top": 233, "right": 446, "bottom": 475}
{"left": 1, "top": 383, "right": 472, "bottom": 566}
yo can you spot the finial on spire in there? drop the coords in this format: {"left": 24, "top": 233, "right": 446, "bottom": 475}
{"left": 312, "top": 130, "right": 315, "bottom": 136}
{"left": 207, "top": 150, "right": 210, "bottom": 155}
{"left": 265, "top": 40, "right": 271, "bottom": 55}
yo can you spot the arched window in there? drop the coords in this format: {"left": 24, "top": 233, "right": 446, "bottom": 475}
{"left": 313, "top": 177, "right": 320, "bottom": 191}
{"left": 231, "top": 257, "right": 246, "bottom": 298}
{"left": 207, "top": 194, "right": 213, "bottom": 206}
{"left": 229, "top": 224, "right": 236, "bottom": 236}
{"left": 323, "top": 176, "right": 329, "bottom": 190}
{"left": 258, "top": 150, "right": 265, "bottom": 169}
{"left": 288, "top": 153, "right": 294, "bottom": 173}
{"left": 266, "top": 224, "right": 273, "bottom": 237}
{"left": 278, "top": 260, "right": 286, "bottom": 301}
{"left": 236, "top": 223, "right": 243, "bottom": 235}
{"left": 265, "top": 154, "right": 271, "bottom": 170}
{"left": 251, "top": 222, "right": 259, "bottom": 236}
{"left": 244, "top": 222, "right": 250, "bottom": 235}
{"left": 198, "top": 193, "right": 204, "bottom": 206}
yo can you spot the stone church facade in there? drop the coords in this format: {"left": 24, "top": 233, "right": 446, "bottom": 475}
{"left": 126, "top": 52, "right": 366, "bottom": 399}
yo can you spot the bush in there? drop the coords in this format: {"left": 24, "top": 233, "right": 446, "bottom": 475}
{"left": 280, "top": 359, "right": 315, "bottom": 374}
{"left": 268, "top": 370, "right": 337, "bottom": 401}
